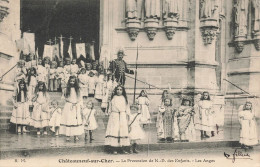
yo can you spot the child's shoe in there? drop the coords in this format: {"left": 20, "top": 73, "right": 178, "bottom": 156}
{"left": 37, "top": 131, "right": 41, "bottom": 135}
{"left": 43, "top": 131, "right": 48, "bottom": 135}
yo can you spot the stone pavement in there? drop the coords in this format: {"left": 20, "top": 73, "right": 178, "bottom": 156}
{"left": 0, "top": 122, "right": 247, "bottom": 159}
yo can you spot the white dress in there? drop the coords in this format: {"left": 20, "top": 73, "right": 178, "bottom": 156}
{"left": 10, "top": 91, "right": 30, "bottom": 125}
{"left": 70, "top": 64, "right": 79, "bottom": 75}
{"left": 136, "top": 97, "right": 151, "bottom": 124}
{"left": 95, "top": 75, "right": 105, "bottom": 100}
{"left": 88, "top": 76, "right": 97, "bottom": 95}
{"left": 37, "top": 65, "right": 47, "bottom": 82}
{"left": 101, "top": 80, "right": 113, "bottom": 108}
{"left": 49, "top": 107, "right": 62, "bottom": 132}
{"left": 82, "top": 108, "right": 98, "bottom": 130}
{"left": 78, "top": 74, "right": 89, "bottom": 97}
{"left": 30, "top": 92, "right": 49, "bottom": 128}
{"left": 195, "top": 100, "right": 215, "bottom": 131}
{"left": 238, "top": 106, "right": 258, "bottom": 146}
{"left": 129, "top": 113, "right": 145, "bottom": 140}
{"left": 105, "top": 96, "right": 131, "bottom": 147}
{"left": 28, "top": 76, "right": 37, "bottom": 105}
{"left": 59, "top": 88, "right": 84, "bottom": 136}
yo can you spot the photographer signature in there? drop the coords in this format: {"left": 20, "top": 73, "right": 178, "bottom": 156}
{"left": 224, "top": 149, "right": 252, "bottom": 163}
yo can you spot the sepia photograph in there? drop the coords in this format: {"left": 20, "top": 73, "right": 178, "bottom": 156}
{"left": 0, "top": 0, "right": 259, "bottom": 166}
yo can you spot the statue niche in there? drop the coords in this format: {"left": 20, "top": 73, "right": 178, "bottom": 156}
{"left": 125, "top": 0, "right": 143, "bottom": 41}
{"left": 233, "top": 0, "right": 249, "bottom": 53}
{"left": 252, "top": 0, "right": 260, "bottom": 50}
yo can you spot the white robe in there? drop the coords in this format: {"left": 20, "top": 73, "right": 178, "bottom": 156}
{"left": 105, "top": 96, "right": 131, "bottom": 147}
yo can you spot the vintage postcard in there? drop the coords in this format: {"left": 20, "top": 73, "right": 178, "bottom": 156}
{"left": 0, "top": 0, "right": 259, "bottom": 167}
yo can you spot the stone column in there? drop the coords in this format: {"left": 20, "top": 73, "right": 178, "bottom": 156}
{"left": 0, "top": 0, "right": 20, "bottom": 130}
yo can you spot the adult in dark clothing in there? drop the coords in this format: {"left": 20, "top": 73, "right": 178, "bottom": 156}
{"left": 109, "top": 49, "right": 134, "bottom": 86}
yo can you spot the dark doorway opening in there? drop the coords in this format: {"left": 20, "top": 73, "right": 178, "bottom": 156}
{"left": 21, "top": 0, "right": 100, "bottom": 60}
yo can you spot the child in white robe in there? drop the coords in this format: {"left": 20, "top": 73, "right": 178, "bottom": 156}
{"left": 238, "top": 101, "right": 258, "bottom": 149}
{"left": 31, "top": 81, "right": 50, "bottom": 135}
{"left": 128, "top": 105, "right": 145, "bottom": 154}
{"left": 10, "top": 80, "right": 30, "bottom": 134}
{"left": 78, "top": 68, "right": 89, "bottom": 99}
{"left": 136, "top": 90, "right": 151, "bottom": 126}
{"left": 105, "top": 85, "right": 131, "bottom": 154}
{"left": 59, "top": 76, "right": 84, "bottom": 141}
{"left": 49, "top": 100, "right": 62, "bottom": 136}
{"left": 82, "top": 101, "right": 98, "bottom": 141}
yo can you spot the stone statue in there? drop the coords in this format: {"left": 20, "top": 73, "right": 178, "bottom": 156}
{"left": 162, "top": 0, "right": 180, "bottom": 20}
{"left": 126, "top": 0, "right": 138, "bottom": 19}
{"left": 233, "top": 0, "right": 249, "bottom": 37}
{"left": 144, "top": 0, "right": 161, "bottom": 19}
{"left": 252, "top": 0, "right": 260, "bottom": 33}
{"left": 200, "top": 0, "right": 219, "bottom": 19}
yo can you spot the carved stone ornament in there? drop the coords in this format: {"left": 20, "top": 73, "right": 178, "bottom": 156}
{"left": 125, "top": 18, "right": 141, "bottom": 41}
{"left": 201, "top": 27, "right": 217, "bottom": 45}
{"left": 165, "top": 27, "right": 175, "bottom": 40}
{"left": 0, "top": 0, "right": 9, "bottom": 22}
{"left": 144, "top": 18, "right": 159, "bottom": 40}
{"left": 145, "top": 27, "right": 157, "bottom": 40}
{"left": 254, "top": 39, "right": 260, "bottom": 51}
{"left": 163, "top": 18, "right": 178, "bottom": 40}
{"left": 200, "top": 18, "right": 219, "bottom": 45}
{"left": 234, "top": 41, "right": 245, "bottom": 53}
{"left": 253, "top": 32, "right": 260, "bottom": 51}
{"left": 127, "top": 28, "right": 139, "bottom": 41}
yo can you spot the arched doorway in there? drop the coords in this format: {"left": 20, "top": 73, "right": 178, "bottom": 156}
{"left": 21, "top": 0, "right": 100, "bottom": 60}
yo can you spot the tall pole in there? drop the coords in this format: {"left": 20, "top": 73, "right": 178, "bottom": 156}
{"left": 133, "top": 44, "right": 138, "bottom": 104}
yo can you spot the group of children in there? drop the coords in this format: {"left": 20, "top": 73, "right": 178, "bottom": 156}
{"left": 9, "top": 57, "right": 259, "bottom": 152}
{"left": 156, "top": 90, "right": 259, "bottom": 150}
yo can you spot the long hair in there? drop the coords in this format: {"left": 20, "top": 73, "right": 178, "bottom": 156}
{"left": 243, "top": 101, "right": 252, "bottom": 110}
{"left": 27, "top": 67, "right": 37, "bottom": 86}
{"left": 16, "top": 79, "right": 27, "bottom": 102}
{"left": 137, "top": 90, "right": 148, "bottom": 99}
{"left": 201, "top": 91, "right": 211, "bottom": 100}
{"left": 65, "top": 75, "right": 80, "bottom": 98}
{"left": 181, "top": 98, "right": 192, "bottom": 106}
{"left": 34, "top": 81, "right": 47, "bottom": 96}
{"left": 111, "top": 85, "right": 128, "bottom": 104}
{"left": 161, "top": 90, "right": 169, "bottom": 101}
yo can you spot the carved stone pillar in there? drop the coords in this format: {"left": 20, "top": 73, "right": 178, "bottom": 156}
{"left": 199, "top": 0, "right": 220, "bottom": 45}
{"left": 200, "top": 18, "right": 219, "bottom": 45}
{"left": 252, "top": 0, "right": 260, "bottom": 50}
{"left": 163, "top": 18, "right": 178, "bottom": 40}
{"left": 144, "top": 18, "right": 159, "bottom": 40}
{"left": 126, "top": 19, "right": 141, "bottom": 41}
{"left": 233, "top": 0, "right": 249, "bottom": 53}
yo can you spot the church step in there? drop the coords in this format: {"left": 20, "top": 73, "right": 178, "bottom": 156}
{"left": 0, "top": 111, "right": 12, "bottom": 117}
{"left": 0, "top": 117, "right": 11, "bottom": 124}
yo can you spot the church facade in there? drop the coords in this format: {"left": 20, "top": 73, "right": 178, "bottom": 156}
{"left": 0, "top": 0, "right": 259, "bottom": 129}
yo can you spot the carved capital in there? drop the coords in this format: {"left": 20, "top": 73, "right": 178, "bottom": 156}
{"left": 0, "top": 0, "right": 9, "bottom": 22}
{"left": 125, "top": 19, "right": 141, "bottom": 41}
{"left": 145, "top": 27, "right": 157, "bottom": 40}
{"left": 253, "top": 32, "right": 260, "bottom": 51}
{"left": 165, "top": 27, "right": 175, "bottom": 40}
{"left": 201, "top": 28, "right": 217, "bottom": 45}
{"left": 163, "top": 18, "right": 178, "bottom": 40}
{"left": 254, "top": 39, "right": 260, "bottom": 51}
{"left": 200, "top": 18, "right": 219, "bottom": 45}
{"left": 234, "top": 41, "right": 245, "bottom": 53}
{"left": 144, "top": 18, "right": 159, "bottom": 41}
{"left": 127, "top": 28, "right": 139, "bottom": 41}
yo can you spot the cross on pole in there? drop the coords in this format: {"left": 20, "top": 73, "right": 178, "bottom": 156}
{"left": 54, "top": 36, "right": 58, "bottom": 45}
{"left": 46, "top": 39, "right": 53, "bottom": 45}
{"left": 69, "top": 36, "right": 73, "bottom": 44}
